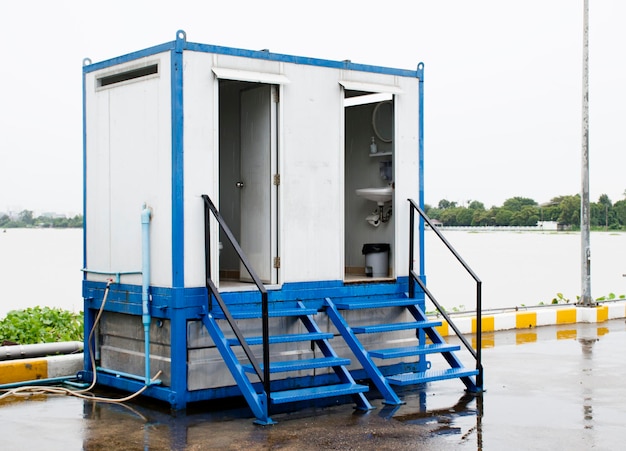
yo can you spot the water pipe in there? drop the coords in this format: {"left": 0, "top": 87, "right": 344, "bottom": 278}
{"left": 141, "top": 204, "right": 152, "bottom": 386}
{"left": 81, "top": 269, "right": 142, "bottom": 284}
{"left": 0, "top": 375, "right": 79, "bottom": 390}
{"left": 0, "top": 341, "right": 83, "bottom": 361}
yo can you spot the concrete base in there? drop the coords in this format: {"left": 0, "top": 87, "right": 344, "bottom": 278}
{"left": 0, "top": 354, "right": 83, "bottom": 385}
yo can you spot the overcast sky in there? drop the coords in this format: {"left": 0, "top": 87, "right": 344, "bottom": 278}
{"left": 1, "top": 0, "right": 624, "bottom": 214}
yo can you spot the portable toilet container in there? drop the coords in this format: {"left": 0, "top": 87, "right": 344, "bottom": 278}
{"left": 81, "top": 31, "right": 481, "bottom": 424}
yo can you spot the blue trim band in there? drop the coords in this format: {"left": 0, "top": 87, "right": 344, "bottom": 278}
{"left": 82, "top": 62, "right": 88, "bottom": 276}
{"left": 82, "top": 31, "right": 420, "bottom": 80}
{"left": 83, "top": 42, "right": 176, "bottom": 73}
{"left": 184, "top": 42, "right": 419, "bottom": 78}
{"left": 171, "top": 33, "right": 185, "bottom": 288}
{"left": 82, "top": 278, "right": 412, "bottom": 317}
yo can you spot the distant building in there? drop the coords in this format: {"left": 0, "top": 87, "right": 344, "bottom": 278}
{"left": 427, "top": 219, "right": 443, "bottom": 227}
{"left": 40, "top": 212, "right": 67, "bottom": 219}
{"left": 537, "top": 221, "right": 558, "bottom": 231}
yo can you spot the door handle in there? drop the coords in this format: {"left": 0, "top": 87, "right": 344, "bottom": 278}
{"left": 236, "top": 181, "right": 245, "bottom": 188}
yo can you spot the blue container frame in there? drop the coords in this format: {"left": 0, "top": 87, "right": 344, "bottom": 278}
{"left": 82, "top": 30, "right": 426, "bottom": 410}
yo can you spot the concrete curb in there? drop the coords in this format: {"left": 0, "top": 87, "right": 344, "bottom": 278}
{"left": 0, "top": 353, "right": 83, "bottom": 385}
{"left": 432, "top": 301, "right": 626, "bottom": 337}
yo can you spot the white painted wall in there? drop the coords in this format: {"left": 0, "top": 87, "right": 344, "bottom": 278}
{"left": 86, "top": 48, "right": 420, "bottom": 289}
{"left": 85, "top": 53, "right": 173, "bottom": 287}
{"left": 182, "top": 51, "right": 218, "bottom": 287}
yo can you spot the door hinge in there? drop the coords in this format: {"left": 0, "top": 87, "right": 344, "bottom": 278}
{"left": 273, "top": 173, "right": 280, "bottom": 186}
{"left": 273, "top": 256, "right": 281, "bottom": 269}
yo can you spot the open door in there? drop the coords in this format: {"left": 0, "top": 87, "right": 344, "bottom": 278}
{"left": 239, "top": 85, "right": 278, "bottom": 284}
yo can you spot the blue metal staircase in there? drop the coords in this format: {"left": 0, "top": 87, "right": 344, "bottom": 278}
{"left": 201, "top": 194, "right": 371, "bottom": 424}
{"left": 199, "top": 195, "right": 483, "bottom": 422}
{"left": 325, "top": 295, "right": 479, "bottom": 405}
{"left": 200, "top": 301, "right": 372, "bottom": 424}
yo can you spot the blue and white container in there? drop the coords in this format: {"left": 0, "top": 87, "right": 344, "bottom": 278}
{"left": 80, "top": 31, "right": 445, "bottom": 419}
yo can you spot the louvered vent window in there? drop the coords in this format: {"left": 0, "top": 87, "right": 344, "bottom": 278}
{"left": 98, "top": 64, "right": 158, "bottom": 88}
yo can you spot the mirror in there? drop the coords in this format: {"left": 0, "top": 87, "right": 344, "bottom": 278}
{"left": 372, "top": 100, "right": 393, "bottom": 143}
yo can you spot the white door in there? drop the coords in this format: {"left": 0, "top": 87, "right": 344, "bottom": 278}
{"left": 239, "top": 85, "right": 277, "bottom": 283}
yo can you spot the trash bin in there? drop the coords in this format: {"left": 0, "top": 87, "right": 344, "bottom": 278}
{"left": 362, "top": 243, "right": 390, "bottom": 277}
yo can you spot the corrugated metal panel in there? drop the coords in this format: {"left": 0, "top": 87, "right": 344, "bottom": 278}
{"left": 212, "top": 67, "right": 290, "bottom": 84}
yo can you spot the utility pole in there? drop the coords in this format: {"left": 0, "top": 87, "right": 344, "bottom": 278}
{"left": 579, "top": 0, "right": 594, "bottom": 307}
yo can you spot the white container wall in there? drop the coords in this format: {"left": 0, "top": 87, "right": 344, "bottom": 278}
{"left": 84, "top": 53, "right": 173, "bottom": 287}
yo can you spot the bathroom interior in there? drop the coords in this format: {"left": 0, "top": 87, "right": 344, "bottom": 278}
{"left": 216, "top": 80, "right": 395, "bottom": 286}
{"left": 344, "top": 91, "right": 394, "bottom": 281}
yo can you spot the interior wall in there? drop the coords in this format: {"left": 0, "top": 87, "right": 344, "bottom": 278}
{"left": 344, "top": 102, "right": 394, "bottom": 272}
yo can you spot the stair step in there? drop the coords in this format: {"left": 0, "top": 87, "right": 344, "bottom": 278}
{"left": 226, "top": 331, "right": 334, "bottom": 346}
{"left": 369, "top": 343, "right": 461, "bottom": 359}
{"left": 387, "top": 367, "right": 479, "bottom": 386}
{"left": 242, "top": 356, "right": 351, "bottom": 374}
{"left": 213, "top": 307, "right": 319, "bottom": 320}
{"left": 334, "top": 298, "right": 420, "bottom": 310}
{"left": 270, "top": 383, "right": 369, "bottom": 405}
{"left": 352, "top": 320, "right": 441, "bottom": 334}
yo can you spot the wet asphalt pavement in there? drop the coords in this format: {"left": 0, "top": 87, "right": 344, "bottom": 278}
{"left": 1, "top": 319, "right": 626, "bottom": 450}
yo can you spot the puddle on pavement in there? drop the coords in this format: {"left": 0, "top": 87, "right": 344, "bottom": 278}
{"left": 2, "top": 321, "right": 626, "bottom": 450}
{"left": 0, "top": 385, "right": 480, "bottom": 450}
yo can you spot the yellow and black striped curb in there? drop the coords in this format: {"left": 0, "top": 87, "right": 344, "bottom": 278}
{"left": 432, "top": 302, "right": 625, "bottom": 342}
{"left": 0, "top": 354, "right": 83, "bottom": 386}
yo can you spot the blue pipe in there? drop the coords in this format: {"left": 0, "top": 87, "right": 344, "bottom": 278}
{"left": 0, "top": 376, "right": 79, "bottom": 390}
{"left": 97, "top": 365, "right": 159, "bottom": 384}
{"left": 141, "top": 204, "right": 152, "bottom": 386}
{"left": 81, "top": 269, "right": 142, "bottom": 284}
{"left": 417, "top": 62, "right": 425, "bottom": 278}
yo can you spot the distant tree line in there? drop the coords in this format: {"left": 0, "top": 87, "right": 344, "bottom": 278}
{"left": 0, "top": 210, "right": 83, "bottom": 228}
{"left": 425, "top": 193, "right": 626, "bottom": 230}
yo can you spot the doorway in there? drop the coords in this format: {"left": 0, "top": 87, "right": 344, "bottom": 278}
{"left": 343, "top": 91, "right": 395, "bottom": 281}
{"left": 218, "top": 81, "right": 278, "bottom": 286}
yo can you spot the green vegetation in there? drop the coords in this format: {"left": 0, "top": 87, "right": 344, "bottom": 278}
{"left": 0, "top": 210, "right": 82, "bottom": 228}
{"left": 426, "top": 192, "right": 626, "bottom": 230}
{"left": 595, "top": 293, "right": 626, "bottom": 302}
{"left": 0, "top": 307, "right": 83, "bottom": 345}
{"left": 551, "top": 292, "right": 570, "bottom": 304}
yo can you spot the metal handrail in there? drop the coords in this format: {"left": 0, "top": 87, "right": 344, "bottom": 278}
{"left": 202, "top": 194, "right": 271, "bottom": 409}
{"left": 408, "top": 199, "right": 483, "bottom": 390}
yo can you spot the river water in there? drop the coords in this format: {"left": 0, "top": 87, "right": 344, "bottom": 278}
{"left": 0, "top": 228, "right": 83, "bottom": 319}
{"left": 425, "top": 228, "right": 626, "bottom": 312}
{"left": 0, "top": 228, "right": 624, "bottom": 319}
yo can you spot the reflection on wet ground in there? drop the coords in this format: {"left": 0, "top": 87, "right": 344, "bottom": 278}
{"left": 2, "top": 320, "right": 626, "bottom": 450}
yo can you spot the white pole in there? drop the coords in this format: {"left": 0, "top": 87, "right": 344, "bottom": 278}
{"left": 579, "top": 0, "right": 594, "bottom": 306}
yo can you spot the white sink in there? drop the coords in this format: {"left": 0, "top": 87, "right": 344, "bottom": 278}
{"left": 355, "top": 186, "right": 393, "bottom": 205}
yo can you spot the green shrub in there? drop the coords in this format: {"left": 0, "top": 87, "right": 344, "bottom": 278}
{"left": 0, "top": 306, "right": 83, "bottom": 345}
